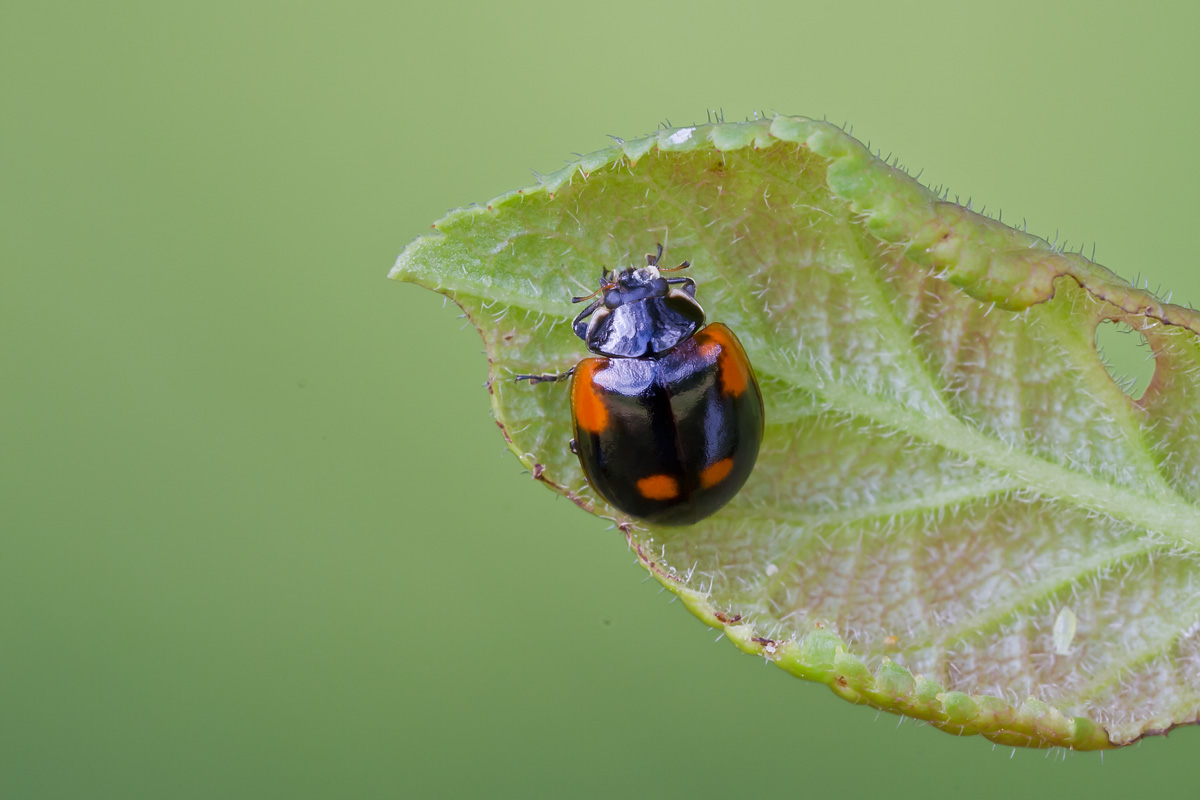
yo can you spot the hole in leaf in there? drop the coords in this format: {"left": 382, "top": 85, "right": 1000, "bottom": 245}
{"left": 1094, "top": 319, "right": 1154, "bottom": 400}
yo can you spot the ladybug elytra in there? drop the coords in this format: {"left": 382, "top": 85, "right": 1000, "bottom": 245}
{"left": 517, "top": 245, "right": 764, "bottom": 526}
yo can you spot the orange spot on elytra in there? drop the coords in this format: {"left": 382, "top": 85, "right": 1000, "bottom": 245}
{"left": 571, "top": 359, "right": 609, "bottom": 433}
{"left": 700, "top": 458, "right": 734, "bottom": 488}
{"left": 699, "top": 325, "right": 750, "bottom": 397}
{"left": 637, "top": 474, "right": 679, "bottom": 500}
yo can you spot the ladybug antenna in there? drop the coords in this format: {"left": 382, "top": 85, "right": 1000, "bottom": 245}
{"left": 571, "top": 282, "right": 604, "bottom": 304}
{"left": 659, "top": 258, "right": 691, "bottom": 273}
{"left": 571, "top": 265, "right": 618, "bottom": 303}
{"left": 646, "top": 243, "right": 664, "bottom": 266}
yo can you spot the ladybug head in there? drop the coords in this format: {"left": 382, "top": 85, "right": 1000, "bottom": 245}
{"left": 570, "top": 244, "right": 706, "bottom": 358}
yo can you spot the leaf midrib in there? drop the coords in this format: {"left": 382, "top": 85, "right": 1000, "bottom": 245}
{"left": 787, "top": 358, "right": 1200, "bottom": 547}
{"left": 411, "top": 261, "right": 1200, "bottom": 552}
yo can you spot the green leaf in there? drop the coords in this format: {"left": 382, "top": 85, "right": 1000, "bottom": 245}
{"left": 391, "top": 116, "right": 1200, "bottom": 750}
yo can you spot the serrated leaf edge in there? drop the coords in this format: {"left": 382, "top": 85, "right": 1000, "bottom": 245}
{"left": 392, "top": 114, "right": 1200, "bottom": 750}
{"left": 630, "top": 530, "right": 1112, "bottom": 750}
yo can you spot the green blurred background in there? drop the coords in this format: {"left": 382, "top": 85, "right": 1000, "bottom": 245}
{"left": 4, "top": 1, "right": 1198, "bottom": 796}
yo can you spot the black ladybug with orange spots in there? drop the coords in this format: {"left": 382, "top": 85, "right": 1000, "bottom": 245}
{"left": 518, "top": 244, "right": 764, "bottom": 526}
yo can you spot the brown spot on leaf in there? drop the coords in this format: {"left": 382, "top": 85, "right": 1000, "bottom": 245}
{"left": 494, "top": 420, "right": 514, "bottom": 445}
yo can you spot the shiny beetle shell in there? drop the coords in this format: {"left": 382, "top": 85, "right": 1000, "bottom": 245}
{"left": 518, "top": 244, "right": 764, "bottom": 526}
{"left": 570, "top": 323, "right": 763, "bottom": 526}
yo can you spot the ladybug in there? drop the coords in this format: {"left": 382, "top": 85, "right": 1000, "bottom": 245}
{"left": 517, "top": 244, "right": 764, "bottom": 526}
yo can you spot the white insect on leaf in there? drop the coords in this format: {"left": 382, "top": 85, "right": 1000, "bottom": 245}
{"left": 1053, "top": 607, "right": 1078, "bottom": 656}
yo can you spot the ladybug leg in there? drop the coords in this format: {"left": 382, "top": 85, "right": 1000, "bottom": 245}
{"left": 569, "top": 438, "right": 579, "bottom": 455}
{"left": 666, "top": 276, "right": 697, "bottom": 296}
{"left": 514, "top": 366, "right": 576, "bottom": 385}
{"left": 570, "top": 296, "right": 602, "bottom": 327}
